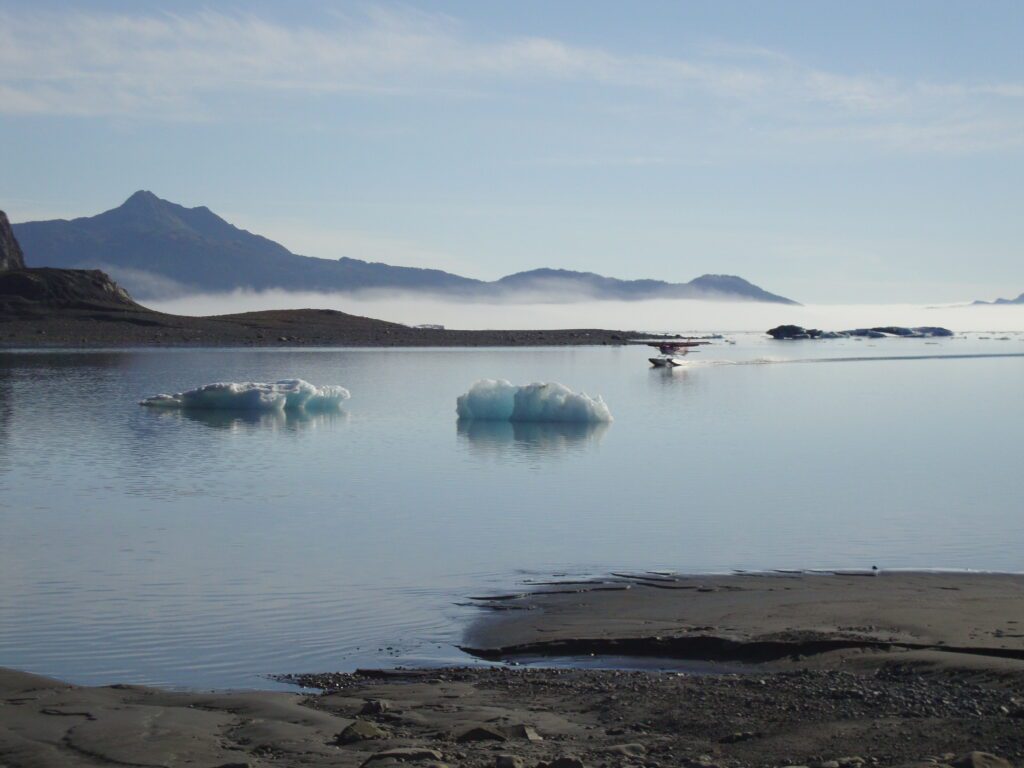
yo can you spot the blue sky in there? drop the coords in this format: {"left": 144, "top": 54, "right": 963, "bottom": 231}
{"left": 1, "top": 0, "right": 1022, "bottom": 303}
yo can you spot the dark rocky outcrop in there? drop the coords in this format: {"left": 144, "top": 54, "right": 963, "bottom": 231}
{"left": 847, "top": 326, "right": 954, "bottom": 338}
{"left": 768, "top": 325, "right": 953, "bottom": 340}
{"left": 766, "top": 325, "right": 842, "bottom": 340}
{"left": 0, "top": 211, "right": 26, "bottom": 272}
{"left": 0, "top": 212, "right": 141, "bottom": 316}
{"left": 0, "top": 267, "right": 141, "bottom": 314}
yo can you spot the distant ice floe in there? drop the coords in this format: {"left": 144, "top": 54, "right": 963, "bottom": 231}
{"left": 456, "top": 379, "right": 612, "bottom": 423}
{"left": 140, "top": 379, "right": 350, "bottom": 412}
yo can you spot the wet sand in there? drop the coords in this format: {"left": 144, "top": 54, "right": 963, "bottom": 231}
{"left": 463, "top": 571, "right": 1024, "bottom": 671}
{"left": 3, "top": 572, "right": 1024, "bottom": 767}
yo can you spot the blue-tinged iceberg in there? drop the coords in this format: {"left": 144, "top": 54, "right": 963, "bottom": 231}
{"left": 456, "top": 379, "right": 612, "bottom": 423}
{"left": 140, "top": 379, "right": 350, "bottom": 412}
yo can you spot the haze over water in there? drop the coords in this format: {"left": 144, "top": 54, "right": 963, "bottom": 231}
{"left": 2, "top": 333, "right": 1023, "bottom": 689}
{"left": 150, "top": 294, "right": 1024, "bottom": 335}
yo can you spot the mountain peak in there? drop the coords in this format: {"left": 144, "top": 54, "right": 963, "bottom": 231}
{"left": 100, "top": 191, "right": 248, "bottom": 243}
{"left": 691, "top": 273, "right": 751, "bottom": 286}
{"left": 120, "top": 190, "right": 164, "bottom": 210}
{"left": 689, "top": 274, "right": 798, "bottom": 304}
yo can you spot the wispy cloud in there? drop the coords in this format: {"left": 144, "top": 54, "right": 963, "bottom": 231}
{"left": 1, "top": 5, "right": 1023, "bottom": 152}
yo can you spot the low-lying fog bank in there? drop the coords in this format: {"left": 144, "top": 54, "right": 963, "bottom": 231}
{"left": 149, "top": 290, "right": 1024, "bottom": 334}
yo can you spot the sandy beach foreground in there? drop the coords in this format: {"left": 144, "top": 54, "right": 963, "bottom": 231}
{"left": 3, "top": 573, "right": 1024, "bottom": 768}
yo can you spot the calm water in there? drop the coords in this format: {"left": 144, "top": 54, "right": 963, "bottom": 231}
{"left": 2, "top": 334, "right": 1023, "bottom": 689}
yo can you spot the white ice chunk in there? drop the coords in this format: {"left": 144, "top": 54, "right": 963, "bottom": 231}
{"left": 140, "top": 379, "right": 350, "bottom": 412}
{"left": 456, "top": 379, "right": 612, "bottom": 423}
{"left": 455, "top": 379, "right": 517, "bottom": 421}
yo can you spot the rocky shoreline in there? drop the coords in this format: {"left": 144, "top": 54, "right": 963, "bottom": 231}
{"left": 4, "top": 572, "right": 1024, "bottom": 767}
{"left": 3, "top": 662, "right": 1021, "bottom": 768}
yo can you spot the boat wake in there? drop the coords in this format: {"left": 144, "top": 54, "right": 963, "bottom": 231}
{"left": 662, "top": 351, "right": 1024, "bottom": 369}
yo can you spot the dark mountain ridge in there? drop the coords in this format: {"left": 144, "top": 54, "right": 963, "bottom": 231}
{"left": 493, "top": 268, "right": 791, "bottom": 303}
{"left": 0, "top": 214, "right": 669, "bottom": 348}
{"left": 14, "top": 191, "right": 798, "bottom": 304}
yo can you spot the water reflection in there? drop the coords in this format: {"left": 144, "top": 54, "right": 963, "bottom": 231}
{"left": 0, "top": 366, "right": 11, "bottom": 475}
{"left": 0, "top": 350, "right": 136, "bottom": 371}
{"left": 457, "top": 419, "right": 609, "bottom": 456}
{"left": 649, "top": 365, "right": 694, "bottom": 385}
{"left": 144, "top": 408, "right": 349, "bottom": 433}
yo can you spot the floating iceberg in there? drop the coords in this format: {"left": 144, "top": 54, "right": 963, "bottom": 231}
{"left": 140, "top": 379, "right": 350, "bottom": 412}
{"left": 456, "top": 379, "right": 612, "bottom": 423}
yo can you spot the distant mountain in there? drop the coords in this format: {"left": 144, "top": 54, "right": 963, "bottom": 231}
{"left": 493, "top": 268, "right": 795, "bottom": 303}
{"left": 14, "top": 191, "right": 798, "bottom": 304}
{"left": 15, "top": 191, "right": 481, "bottom": 299}
{"left": 973, "top": 292, "right": 1024, "bottom": 305}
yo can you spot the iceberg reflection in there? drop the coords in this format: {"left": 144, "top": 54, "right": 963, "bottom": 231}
{"left": 457, "top": 418, "right": 608, "bottom": 456}
{"left": 147, "top": 408, "right": 348, "bottom": 433}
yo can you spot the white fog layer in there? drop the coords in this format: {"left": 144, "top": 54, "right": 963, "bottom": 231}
{"left": 147, "top": 291, "right": 1024, "bottom": 334}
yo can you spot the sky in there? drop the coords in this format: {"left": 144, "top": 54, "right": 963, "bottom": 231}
{"left": 1, "top": 0, "right": 1023, "bottom": 304}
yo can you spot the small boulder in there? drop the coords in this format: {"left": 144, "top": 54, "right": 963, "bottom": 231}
{"left": 457, "top": 725, "right": 507, "bottom": 743}
{"left": 503, "top": 724, "right": 543, "bottom": 742}
{"left": 360, "top": 699, "right": 391, "bottom": 715}
{"left": 497, "top": 757, "right": 525, "bottom": 768}
{"left": 606, "top": 743, "right": 646, "bottom": 757}
{"left": 362, "top": 747, "right": 444, "bottom": 765}
{"left": 951, "top": 753, "right": 1013, "bottom": 768}
{"left": 337, "top": 719, "right": 389, "bottom": 745}
{"left": 720, "top": 731, "right": 757, "bottom": 744}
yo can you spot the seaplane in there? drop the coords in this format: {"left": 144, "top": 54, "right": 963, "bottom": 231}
{"left": 646, "top": 339, "right": 711, "bottom": 367}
